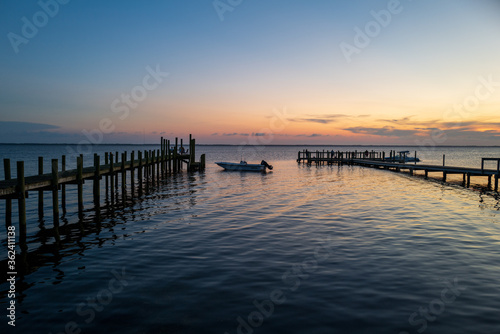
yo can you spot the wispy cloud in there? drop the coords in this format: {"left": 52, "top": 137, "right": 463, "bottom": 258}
{"left": 287, "top": 114, "right": 362, "bottom": 125}
{"left": 345, "top": 126, "right": 419, "bottom": 137}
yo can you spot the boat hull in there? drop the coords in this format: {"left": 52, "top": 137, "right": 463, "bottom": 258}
{"left": 215, "top": 162, "right": 266, "bottom": 172}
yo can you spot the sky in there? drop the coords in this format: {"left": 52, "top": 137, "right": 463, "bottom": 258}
{"left": 1, "top": 0, "right": 500, "bottom": 145}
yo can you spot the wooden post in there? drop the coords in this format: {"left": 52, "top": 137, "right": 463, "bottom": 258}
{"left": 77, "top": 156, "right": 84, "bottom": 216}
{"left": 190, "top": 134, "right": 195, "bottom": 165}
{"left": 105, "top": 152, "right": 109, "bottom": 200}
{"left": 109, "top": 153, "right": 115, "bottom": 206}
{"left": 138, "top": 150, "right": 143, "bottom": 196}
{"left": 17, "top": 161, "right": 27, "bottom": 250}
{"left": 443, "top": 154, "right": 445, "bottom": 166}
{"left": 488, "top": 175, "right": 492, "bottom": 189}
{"left": 414, "top": 151, "right": 417, "bottom": 165}
{"left": 51, "top": 159, "right": 60, "bottom": 241}
{"left": 174, "top": 137, "right": 178, "bottom": 173}
{"left": 4, "top": 159, "right": 12, "bottom": 226}
{"left": 115, "top": 151, "right": 119, "bottom": 189}
{"left": 130, "top": 151, "right": 135, "bottom": 198}
{"left": 496, "top": 161, "right": 500, "bottom": 192}
{"left": 61, "top": 155, "right": 66, "bottom": 214}
{"left": 161, "top": 145, "right": 165, "bottom": 178}
{"left": 157, "top": 149, "right": 160, "bottom": 182}
{"left": 151, "top": 150, "right": 155, "bottom": 182}
{"left": 466, "top": 173, "right": 471, "bottom": 188}
{"left": 94, "top": 154, "right": 101, "bottom": 209}
{"left": 145, "top": 150, "right": 149, "bottom": 182}
{"left": 200, "top": 154, "right": 206, "bottom": 170}
{"left": 443, "top": 171, "right": 447, "bottom": 182}
{"left": 463, "top": 173, "right": 467, "bottom": 187}
{"left": 145, "top": 150, "right": 149, "bottom": 191}
{"left": 121, "top": 152, "right": 126, "bottom": 201}
{"left": 168, "top": 140, "right": 172, "bottom": 173}
{"left": 38, "top": 157, "right": 44, "bottom": 218}
{"left": 425, "top": 170, "right": 428, "bottom": 179}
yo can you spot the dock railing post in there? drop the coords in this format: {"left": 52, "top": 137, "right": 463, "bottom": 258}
{"left": 4, "top": 159, "right": 12, "bottom": 226}
{"left": 200, "top": 154, "right": 206, "bottom": 170}
{"left": 93, "top": 154, "right": 101, "bottom": 212}
{"left": 130, "top": 151, "right": 135, "bottom": 198}
{"left": 121, "top": 152, "right": 126, "bottom": 202}
{"left": 61, "top": 155, "right": 66, "bottom": 214}
{"left": 77, "top": 156, "right": 84, "bottom": 217}
{"left": 109, "top": 153, "right": 115, "bottom": 206}
{"left": 16, "top": 161, "right": 27, "bottom": 250}
{"left": 138, "top": 151, "right": 143, "bottom": 196}
{"left": 38, "top": 157, "right": 44, "bottom": 219}
{"left": 105, "top": 152, "right": 109, "bottom": 200}
{"left": 51, "top": 159, "right": 60, "bottom": 242}
{"left": 496, "top": 160, "right": 499, "bottom": 192}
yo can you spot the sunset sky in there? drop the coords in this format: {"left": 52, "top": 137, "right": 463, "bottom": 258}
{"left": 1, "top": 0, "right": 500, "bottom": 145}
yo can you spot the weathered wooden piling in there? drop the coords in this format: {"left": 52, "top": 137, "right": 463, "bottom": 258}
{"left": 62, "top": 155, "right": 66, "bottom": 214}
{"left": 38, "top": 157, "right": 44, "bottom": 219}
{"left": 109, "top": 153, "right": 115, "bottom": 206}
{"left": 130, "top": 151, "right": 135, "bottom": 198}
{"left": 51, "top": 159, "right": 60, "bottom": 241}
{"left": 138, "top": 151, "right": 143, "bottom": 196}
{"left": 121, "top": 152, "right": 127, "bottom": 202}
{"left": 17, "top": 161, "right": 27, "bottom": 250}
{"left": 4, "top": 159, "right": 12, "bottom": 226}
{"left": 105, "top": 152, "right": 109, "bottom": 200}
{"left": 77, "top": 156, "right": 84, "bottom": 216}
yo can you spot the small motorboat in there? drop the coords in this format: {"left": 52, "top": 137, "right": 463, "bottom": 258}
{"left": 215, "top": 160, "right": 273, "bottom": 172}
{"left": 384, "top": 151, "right": 420, "bottom": 163}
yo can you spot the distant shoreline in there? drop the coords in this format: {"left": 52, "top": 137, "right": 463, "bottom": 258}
{"left": 0, "top": 143, "right": 499, "bottom": 148}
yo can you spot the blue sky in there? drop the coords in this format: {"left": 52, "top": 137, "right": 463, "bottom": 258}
{"left": 1, "top": 0, "right": 500, "bottom": 144}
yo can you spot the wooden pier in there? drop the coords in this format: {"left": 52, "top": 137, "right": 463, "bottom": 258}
{"left": 1, "top": 135, "right": 206, "bottom": 249}
{"left": 297, "top": 149, "right": 500, "bottom": 192}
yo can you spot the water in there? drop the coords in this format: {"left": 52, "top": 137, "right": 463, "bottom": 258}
{"left": 1, "top": 145, "right": 500, "bottom": 334}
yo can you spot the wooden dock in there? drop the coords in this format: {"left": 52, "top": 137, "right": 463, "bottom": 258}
{"left": 297, "top": 149, "right": 500, "bottom": 192}
{"left": 1, "top": 135, "right": 206, "bottom": 249}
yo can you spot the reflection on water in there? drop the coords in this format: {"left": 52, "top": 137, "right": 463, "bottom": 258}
{"left": 0, "top": 146, "right": 500, "bottom": 334}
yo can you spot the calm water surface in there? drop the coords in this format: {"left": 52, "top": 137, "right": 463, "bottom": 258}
{"left": 1, "top": 145, "right": 499, "bottom": 334}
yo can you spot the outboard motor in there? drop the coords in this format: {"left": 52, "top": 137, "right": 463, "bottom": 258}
{"left": 260, "top": 160, "right": 273, "bottom": 170}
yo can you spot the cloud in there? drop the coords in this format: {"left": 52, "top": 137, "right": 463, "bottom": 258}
{"left": 345, "top": 126, "right": 419, "bottom": 137}
{"left": 295, "top": 133, "right": 331, "bottom": 137}
{"left": 0, "top": 121, "right": 60, "bottom": 133}
{"left": 287, "top": 114, "right": 353, "bottom": 124}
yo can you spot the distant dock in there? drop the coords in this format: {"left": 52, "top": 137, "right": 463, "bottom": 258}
{"left": 297, "top": 149, "right": 500, "bottom": 192}
{"left": 0, "top": 135, "right": 206, "bottom": 250}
